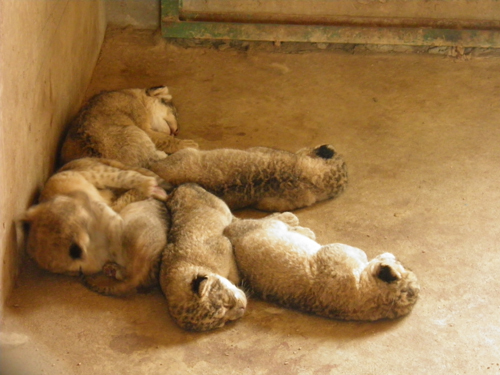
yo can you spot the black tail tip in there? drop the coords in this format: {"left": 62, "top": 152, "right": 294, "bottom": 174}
{"left": 146, "top": 86, "right": 167, "bottom": 95}
{"left": 148, "top": 85, "right": 166, "bottom": 91}
{"left": 377, "top": 265, "right": 400, "bottom": 283}
{"left": 315, "top": 145, "right": 335, "bottom": 159}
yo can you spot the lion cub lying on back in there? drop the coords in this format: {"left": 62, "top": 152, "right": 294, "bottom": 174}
{"left": 161, "top": 183, "right": 247, "bottom": 331}
{"left": 82, "top": 196, "right": 169, "bottom": 296}
{"left": 150, "top": 144, "right": 348, "bottom": 212}
{"left": 61, "top": 86, "right": 198, "bottom": 168}
{"left": 224, "top": 213, "right": 420, "bottom": 321}
{"left": 23, "top": 158, "right": 168, "bottom": 288}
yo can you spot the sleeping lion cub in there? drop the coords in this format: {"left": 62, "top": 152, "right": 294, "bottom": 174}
{"left": 224, "top": 213, "right": 420, "bottom": 321}
{"left": 150, "top": 144, "right": 348, "bottom": 211}
{"left": 161, "top": 183, "right": 247, "bottom": 331}
{"left": 23, "top": 158, "right": 168, "bottom": 282}
{"left": 61, "top": 86, "right": 198, "bottom": 168}
{"left": 82, "top": 196, "right": 169, "bottom": 296}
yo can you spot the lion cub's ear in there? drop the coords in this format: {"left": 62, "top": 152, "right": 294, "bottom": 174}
{"left": 146, "top": 86, "right": 172, "bottom": 101}
{"left": 191, "top": 275, "right": 209, "bottom": 297}
{"left": 16, "top": 207, "right": 40, "bottom": 249}
{"left": 376, "top": 264, "right": 401, "bottom": 283}
{"left": 21, "top": 204, "right": 44, "bottom": 222}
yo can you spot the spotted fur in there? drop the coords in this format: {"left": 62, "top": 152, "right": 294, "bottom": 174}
{"left": 150, "top": 144, "right": 347, "bottom": 211}
{"left": 61, "top": 86, "right": 198, "bottom": 168}
{"left": 224, "top": 212, "right": 420, "bottom": 321}
{"left": 160, "top": 184, "right": 247, "bottom": 331}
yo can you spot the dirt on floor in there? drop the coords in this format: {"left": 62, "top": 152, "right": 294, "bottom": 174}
{"left": 2, "top": 27, "right": 500, "bottom": 375}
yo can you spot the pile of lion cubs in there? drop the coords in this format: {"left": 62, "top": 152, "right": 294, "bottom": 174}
{"left": 23, "top": 86, "right": 419, "bottom": 331}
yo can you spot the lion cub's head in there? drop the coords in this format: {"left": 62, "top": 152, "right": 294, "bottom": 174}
{"left": 22, "top": 193, "right": 114, "bottom": 276}
{"left": 166, "top": 269, "right": 247, "bottom": 332}
{"left": 144, "top": 86, "right": 178, "bottom": 135}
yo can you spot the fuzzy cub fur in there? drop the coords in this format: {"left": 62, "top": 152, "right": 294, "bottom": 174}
{"left": 82, "top": 197, "right": 169, "bottom": 296}
{"left": 224, "top": 213, "right": 420, "bottom": 321}
{"left": 23, "top": 158, "right": 167, "bottom": 278}
{"left": 61, "top": 86, "right": 198, "bottom": 168}
{"left": 161, "top": 183, "right": 247, "bottom": 331}
{"left": 149, "top": 144, "right": 347, "bottom": 212}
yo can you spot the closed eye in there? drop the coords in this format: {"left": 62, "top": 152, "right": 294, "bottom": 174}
{"left": 69, "top": 243, "right": 83, "bottom": 260}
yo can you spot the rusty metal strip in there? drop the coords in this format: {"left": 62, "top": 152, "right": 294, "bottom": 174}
{"left": 161, "top": 0, "right": 500, "bottom": 48}
{"left": 178, "top": 11, "right": 500, "bottom": 31}
{"left": 162, "top": 21, "right": 500, "bottom": 48}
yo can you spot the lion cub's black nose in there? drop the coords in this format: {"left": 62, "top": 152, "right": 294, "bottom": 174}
{"left": 315, "top": 145, "right": 335, "bottom": 159}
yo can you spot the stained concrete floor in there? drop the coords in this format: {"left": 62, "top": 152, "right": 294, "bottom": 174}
{"left": 2, "top": 28, "right": 500, "bottom": 374}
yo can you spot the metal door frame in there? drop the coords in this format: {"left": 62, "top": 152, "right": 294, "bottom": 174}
{"left": 162, "top": 0, "right": 500, "bottom": 48}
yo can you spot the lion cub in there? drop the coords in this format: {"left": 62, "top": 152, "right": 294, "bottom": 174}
{"left": 23, "top": 158, "right": 168, "bottom": 277}
{"left": 61, "top": 86, "right": 198, "bottom": 168}
{"left": 224, "top": 213, "right": 420, "bottom": 321}
{"left": 82, "top": 196, "right": 169, "bottom": 296}
{"left": 150, "top": 144, "right": 348, "bottom": 212}
{"left": 161, "top": 183, "right": 247, "bottom": 331}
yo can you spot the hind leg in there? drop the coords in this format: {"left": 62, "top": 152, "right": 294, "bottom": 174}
{"left": 266, "top": 212, "right": 300, "bottom": 226}
{"left": 82, "top": 272, "right": 132, "bottom": 296}
{"left": 82, "top": 261, "right": 154, "bottom": 297}
{"left": 264, "top": 213, "right": 315, "bottom": 239}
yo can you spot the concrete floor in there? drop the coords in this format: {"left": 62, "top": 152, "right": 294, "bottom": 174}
{"left": 2, "top": 28, "right": 500, "bottom": 374}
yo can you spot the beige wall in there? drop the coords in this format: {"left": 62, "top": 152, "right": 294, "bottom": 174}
{"left": 0, "top": 0, "right": 106, "bottom": 314}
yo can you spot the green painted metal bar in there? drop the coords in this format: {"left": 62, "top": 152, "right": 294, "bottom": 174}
{"left": 162, "top": 0, "right": 180, "bottom": 21}
{"left": 162, "top": 21, "right": 500, "bottom": 48}
{"left": 161, "top": 0, "right": 500, "bottom": 48}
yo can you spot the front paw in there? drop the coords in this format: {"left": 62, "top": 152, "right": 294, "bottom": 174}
{"left": 154, "top": 150, "right": 168, "bottom": 161}
{"left": 103, "top": 262, "right": 126, "bottom": 280}
{"left": 177, "top": 139, "right": 199, "bottom": 150}
{"left": 156, "top": 137, "right": 199, "bottom": 154}
{"left": 140, "top": 178, "right": 168, "bottom": 201}
{"left": 82, "top": 273, "right": 119, "bottom": 296}
{"left": 269, "top": 212, "right": 300, "bottom": 226}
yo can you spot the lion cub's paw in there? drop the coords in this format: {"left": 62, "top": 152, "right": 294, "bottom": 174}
{"left": 82, "top": 273, "right": 118, "bottom": 295}
{"left": 151, "top": 186, "right": 168, "bottom": 201}
{"left": 82, "top": 262, "right": 129, "bottom": 295}
{"left": 176, "top": 139, "right": 199, "bottom": 150}
{"left": 269, "top": 212, "right": 300, "bottom": 226}
{"left": 154, "top": 150, "right": 168, "bottom": 161}
{"left": 140, "top": 178, "right": 168, "bottom": 201}
{"left": 103, "top": 262, "right": 126, "bottom": 280}
{"left": 156, "top": 137, "right": 198, "bottom": 154}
